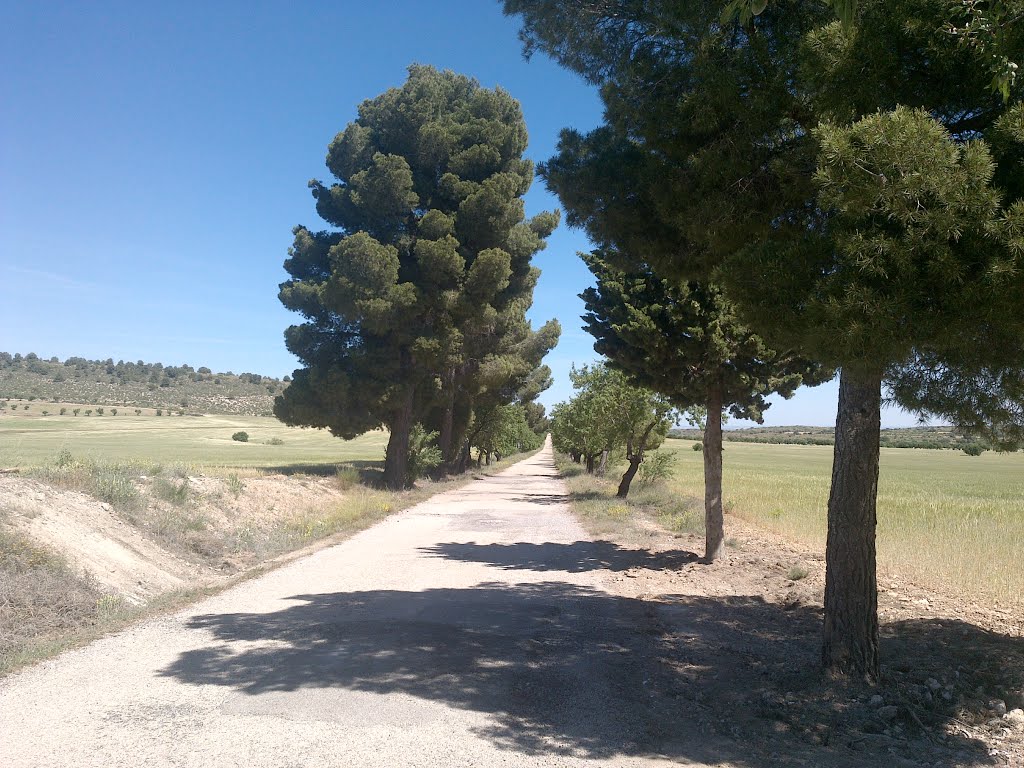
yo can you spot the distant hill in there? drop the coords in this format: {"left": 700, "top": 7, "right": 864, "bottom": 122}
{"left": 0, "top": 352, "right": 286, "bottom": 416}
{"left": 668, "top": 424, "right": 978, "bottom": 450}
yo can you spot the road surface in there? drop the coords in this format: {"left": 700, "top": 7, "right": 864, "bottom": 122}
{"left": 0, "top": 442, "right": 709, "bottom": 767}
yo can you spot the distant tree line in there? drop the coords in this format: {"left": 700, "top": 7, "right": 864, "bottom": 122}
{"left": 667, "top": 426, "right": 1003, "bottom": 452}
{"left": 0, "top": 352, "right": 282, "bottom": 391}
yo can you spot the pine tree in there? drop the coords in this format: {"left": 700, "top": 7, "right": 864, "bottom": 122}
{"left": 276, "top": 65, "right": 559, "bottom": 489}
{"left": 581, "top": 253, "right": 827, "bottom": 558}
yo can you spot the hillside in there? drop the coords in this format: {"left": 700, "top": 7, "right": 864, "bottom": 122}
{"left": 668, "top": 424, "right": 982, "bottom": 450}
{"left": 0, "top": 352, "right": 286, "bottom": 416}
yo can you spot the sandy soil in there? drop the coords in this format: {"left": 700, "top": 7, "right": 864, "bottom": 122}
{"left": 0, "top": 472, "right": 347, "bottom": 600}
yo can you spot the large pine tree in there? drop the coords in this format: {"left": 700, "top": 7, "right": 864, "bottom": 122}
{"left": 276, "top": 65, "right": 559, "bottom": 489}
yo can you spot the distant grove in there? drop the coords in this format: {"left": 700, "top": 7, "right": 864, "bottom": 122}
{"left": 0, "top": 352, "right": 286, "bottom": 416}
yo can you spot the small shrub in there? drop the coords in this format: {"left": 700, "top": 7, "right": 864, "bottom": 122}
{"left": 84, "top": 409, "right": 92, "bottom": 416}
{"left": 225, "top": 474, "right": 244, "bottom": 497}
{"left": 59, "top": 408, "right": 66, "bottom": 416}
{"left": 638, "top": 451, "right": 675, "bottom": 485}
{"left": 134, "top": 409, "right": 142, "bottom": 416}
{"left": 23, "top": 405, "right": 29, "bottom": 411}
{"left": 156, "top": 409, "right": 162, "bottom": 416}
{"left": 335, "top": 466, "right": 360, "bottom": 490}
{"left": 231, "top": 431, "right": 249, "bottom": 443}
{"left": 265, "top": 437, "right": 284, "bottom": 446}
{"left": 406, "top": 424, "right": 441, "bottom": 484}
{"left": 111, "top": 408, "right": 117, "bottom": 416}
{"left": 41, "top": 410, "right": 49, "bottom": 416}
{"left": 152, "top": 475, "right": 191, "bottom": 506}
{"left": 787, "top": 565, "right": 809, "bottom": 581}
{"left": 963, "top": 443, "right": 987, "bottom": 456}
{"left": 692, "top": 443, "right": 702, "bottom": 452}
{"left": 95, "top": 407, "right": 104, "bottom": 416}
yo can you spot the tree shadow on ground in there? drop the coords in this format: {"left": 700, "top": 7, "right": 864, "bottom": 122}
{"left": 420, "top": 540, "right": 700, "bottom": 572}
{"left": 261, "top": 460, "right": 382, "bottom": 478}
{"left": 160, "top": 582, "right": 1017, "bottom": 766}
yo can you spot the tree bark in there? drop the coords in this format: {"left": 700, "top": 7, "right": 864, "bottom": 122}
{"left": 823, "top": 367, "right": 882, "bottom": 683}
{"left": 437, "top": 366, "right": 456, "bottom": 478}
{"left": 383, "top": 384, "right": 415, "bottom": 491}
{"left": 597, "top": 449, "right": 608, "bottom": 476}
{"left": 616, "top": 458, "right": 642, "bottom": 498}
{"left": 585, "top": 454, "right": 595, "bottom": 473}
{"left": 703, "top": 381, "right": 725, "bottom": 562}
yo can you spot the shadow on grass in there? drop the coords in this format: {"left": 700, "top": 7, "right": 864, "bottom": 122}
{"left": 420, "top": 540, "right": 700, "bottom": 573}
{"left": 159, "top": 581, "right": 1015, "bottom": 766}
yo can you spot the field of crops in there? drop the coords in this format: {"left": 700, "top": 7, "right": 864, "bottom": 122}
{"left": 661, "top": 439, "right": 1024, "bottom": 608}
{"left": 0, "top": 412, "right": 388, "bottom": 470}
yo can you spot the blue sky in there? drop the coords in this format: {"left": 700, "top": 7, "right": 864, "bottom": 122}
{"left": 1, "top": 1, "right": 927, "bottom": 428}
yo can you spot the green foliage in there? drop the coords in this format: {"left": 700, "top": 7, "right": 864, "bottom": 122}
{"left": 275, "top": 65, "right": 559, "bottom": 489}
{"left": 0, "top": 352, "right": 286, "bottom": 416}
{"left": 963, "top": 443, "right": 988, "bottom": 456}
{"left": 406, "top": 424, "right": 441, "bottom": 485}
{"left": 231, "top": 431, "right": 248, "bottom": 443}
{"left": 152, "top": 475, "right": 192, "bottom": 506}
{"left": 551, "top": 364, "right": 673, "bottom": 471}
{"left": 638, "top": 450, "right": 675, "bottom": 484}
{"left": 471, "top": 403, "right": 542, "bottom": 458}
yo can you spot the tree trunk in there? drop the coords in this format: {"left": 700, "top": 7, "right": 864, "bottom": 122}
{"left": 585, "top": 454, "right": 595, "bottom": 473}
{"left": 597, "top": 449, "right": 608, "bottom": 476}
{"left": 616, "top": 457, "right": 641, "bottom": 498}
{"left": 437, "top": 366, "right": 456, "bottom": 477}
{"left": 383, "top": 385, "right": 415, "bottom": 491}
{"left": 703, "top": 382, "right": 725, "bottom": 562}
{"left": 822, "top": 367, "right": 882, "bottom": 683}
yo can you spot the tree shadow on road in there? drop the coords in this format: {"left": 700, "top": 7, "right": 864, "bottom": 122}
{"left": 419, "top": 540, "right": 700, "bottom": 572}
{"left": 159, "top": 582, "right": 1018, "bottom": 766}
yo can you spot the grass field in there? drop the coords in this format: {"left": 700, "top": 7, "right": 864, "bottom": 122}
{"left": 660, "top": 439, "right": 1024, "bottom": 608}
{"left": 0, "top": 413, "right": 388, "bottom": 470}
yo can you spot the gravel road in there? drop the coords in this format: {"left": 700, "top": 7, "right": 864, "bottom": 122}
{"left": 1, "top": 441, "right": 699, "bottom": 767}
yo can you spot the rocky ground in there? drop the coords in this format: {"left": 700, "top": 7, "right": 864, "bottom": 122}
{"left": 598, "top": 511, "right": 1024, "bottom": 766}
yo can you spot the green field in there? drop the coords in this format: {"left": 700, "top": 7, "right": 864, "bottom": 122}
{"left": 662, "top": 439, "right": 1024, "bottom": 608}
{"left": 0, "top": 413, "right": 388, "bottom": 470}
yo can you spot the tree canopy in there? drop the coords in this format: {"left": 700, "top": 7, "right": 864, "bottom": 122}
{"left": 506, "top": 0, "right": 1024, "bottom": 680}
{"left": 276, "top": 65, "right": 559, "bottom": 488}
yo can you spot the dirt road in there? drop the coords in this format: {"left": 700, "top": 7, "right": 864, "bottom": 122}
{"left": 0, "top": 442, "right": 710, "bottom": 767}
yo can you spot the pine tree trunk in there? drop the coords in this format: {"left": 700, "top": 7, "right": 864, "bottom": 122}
{"left": 703, "top": 382, "right": 725, "bottom": 562}
{"left": 616, "top": 458, "right": 641, "bottom": 498}
{"left": 823, "top": 367, "right": 882, "bottom": 682}
{"left": 437, "top": 366, "right": 456, "bottom": 477}
{"left": 383, "top": 385, "right": 415, "bottom": 491}
{"left": 597, "top": 449, "right": 608, "bottom": 476}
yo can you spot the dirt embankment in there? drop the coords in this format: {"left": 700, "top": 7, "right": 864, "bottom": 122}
{"left": 0, "top": 472, "right": 347, "bottom": 603}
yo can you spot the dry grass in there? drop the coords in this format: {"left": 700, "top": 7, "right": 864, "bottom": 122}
{"left": 0, "top": 513, "right": 138, "bottom": 674}
{"left": 556, "top": 458, "right": 704, "bottom": 539}
{"left": 658, "top": 440, "right": 1024, "bottom": 609}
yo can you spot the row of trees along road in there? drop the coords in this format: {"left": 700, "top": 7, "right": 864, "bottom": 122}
{"left": 550, "top": 364, "right": 674, "bottom": 497}
{"left": 276, "top": 65, "right": 557, "bottom": 490}
{"left": 505, "top": 0, "right": 1024, "bottom": 681}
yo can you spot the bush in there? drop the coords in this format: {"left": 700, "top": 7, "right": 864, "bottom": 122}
{"left": 963, "top": 443, "right": 987, "bottom": 456}
{"left": 231, "top": 431, "right": 249, "bottom": 443}
{"left": 155, "top": 409, "right": 162, "bottom": 416}
{"left": 638, "top": 451, "right": 675, "bottom": 485}
{"left": 95, "top": 407, "right": 104, "bottom": 416}
{"left": 135, "top": 409, "right": 142, "bottom": 416}
{"left": 692, "top": 443, "right": 703, "bottom": 452}
{"left": 335, "top": 466, "right": 360, "bottom": 490}
{"left": 406, "top": 424, "right": 441, "bottom": 484}
{"left": 152, "top": 476, "right": 191, "bottom": 506}
{"left": 265, "top": 437, "right": 284, "bottom": 446}
{"left": 59, "top": 408, "right": 66, "bottom": 416}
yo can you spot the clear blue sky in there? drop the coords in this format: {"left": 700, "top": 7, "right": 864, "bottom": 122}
{"left": 1, "top": 1, "right": 927, "bottom": 428}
